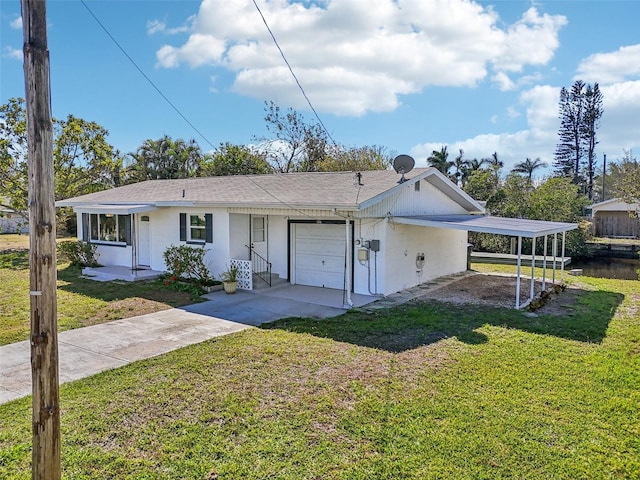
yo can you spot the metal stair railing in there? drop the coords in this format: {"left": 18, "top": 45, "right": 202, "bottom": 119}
{"left": 245, "top": 245, "right": 272, "bottom": 287}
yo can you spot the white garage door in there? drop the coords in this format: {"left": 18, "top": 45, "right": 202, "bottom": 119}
{"left": 293, "top": 223, "right": 345, "bottom": 289}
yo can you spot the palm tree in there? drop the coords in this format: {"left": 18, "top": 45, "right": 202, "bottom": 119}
{"left": 129, "top": 136, "right": 203, "bottom": 181}
{"left": 452, "top": 149, "right": 470, "bottom": 186}
{"left": 467, "top": 158, "right": 486, "bottom": 172}
{"left": 427, "top": 145, "right": 453, "bottom": 175}
{"left": 486, "top": 151, "right": 503, "bottom": 171}
{"left": 512, "top": 157, "right": 548, "bottom": 180}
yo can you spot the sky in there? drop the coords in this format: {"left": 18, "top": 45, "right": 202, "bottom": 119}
{"left": 1, "top": 0, "right": 639, "bottom": 177}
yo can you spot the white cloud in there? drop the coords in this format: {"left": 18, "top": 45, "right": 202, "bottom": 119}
{"left": 492, "top": 71, "right": 516, "bottom": 91}
{"left": 147, "top": 16, "right": 195, "bottom": 35}
{"left": 576, "top": 44, "right": 640, "bottom": 84}
{"left": 492, "top": 7, "right": 566, "bottom": 73}
{"left": 411, "top": 84, "right": 561, "bottom": 172}
{"left": 10, "top": 16, "right": 22, "bottom": 29}
{"left": 157, "top": 34, "right": 226, "bottom": 68}
{"left": 492, "top": 71, "right": 543, "bottom": 92}
{"left": 410, "top": 79, "right": 640, "bottom": 174}
{"left": 507, "top": 106, "right": 520, "bottom": 119}
{"left": 598, "top": 81, "right": 640, "bottom": 152}
{"left": 2, "top": 46, "right": 22, "bottom": 61}
{"left": 156, "top": 0, "right": 566, "bottom": 116}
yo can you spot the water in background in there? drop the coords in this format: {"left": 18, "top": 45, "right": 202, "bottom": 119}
{"left": 570, "top": 257, "right": 640, "bottom": 281}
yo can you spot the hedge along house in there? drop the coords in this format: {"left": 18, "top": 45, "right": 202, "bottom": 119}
{"left": 57, "top": 168, "right": 576, "bottom": 308}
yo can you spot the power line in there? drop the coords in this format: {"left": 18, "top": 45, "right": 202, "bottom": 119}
{"left": 251, "top": 0, "right": 338, "bottom": 147}
{"left": 79, "top": 0, "right": 216, "bottom": 150}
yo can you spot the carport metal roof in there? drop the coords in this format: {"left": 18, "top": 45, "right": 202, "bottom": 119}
{"left": 393, "top": 215, "right": 577, "bottom": 237}
{"left": 394, "top": 214, "right": 577, "bottom": 309}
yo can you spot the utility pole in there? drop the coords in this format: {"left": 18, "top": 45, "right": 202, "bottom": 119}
{"left": 21, "top": 0, "right": 61, "bottom": 478}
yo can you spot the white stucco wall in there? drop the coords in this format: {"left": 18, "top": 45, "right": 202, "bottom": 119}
{"left": 268, "top": 215, "right": 289, "bottom": 279}
{"left": 152, "top": 207, "right": 231, "bottom": 278}
{"left": 77, "top": 207, "right": 233, "bottom": 279}
{"left": 352, "top": 216, "right": 468, "bottom": 296}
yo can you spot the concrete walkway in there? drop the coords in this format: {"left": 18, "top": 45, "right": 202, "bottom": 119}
{"left": 0, "top": 272, "right": 471, "bottom": 405}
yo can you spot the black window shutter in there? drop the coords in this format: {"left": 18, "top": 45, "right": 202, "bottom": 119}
{"left": 82, "top": 213, "right": 89, "bottom": 242}
{"left": 179, "top": 213, "right": 187, "bottom": 241}
{"left": 205, "top": 213, "right": 213, "bottom": 243}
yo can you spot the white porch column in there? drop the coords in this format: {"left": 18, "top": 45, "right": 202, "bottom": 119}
{"left": 515, "top": 236, "right": 522, "bottom": 309}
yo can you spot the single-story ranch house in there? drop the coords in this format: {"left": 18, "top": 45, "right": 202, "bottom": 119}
{"left": 57, "top": 168, "right": 577, "bottom": 308}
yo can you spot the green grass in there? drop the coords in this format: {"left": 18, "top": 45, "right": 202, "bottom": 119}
{"left": 1, "top": 269, "right": 638, "bottom": 478}
{"left": 0, "top": 250, "right": 202, "bottom": 346}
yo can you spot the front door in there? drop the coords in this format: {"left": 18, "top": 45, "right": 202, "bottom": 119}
{"left": 251, "top": 215, "right": 268, "bottom": 262}
{"left": 138, "top": 215, "right": 150, "bottom": 266}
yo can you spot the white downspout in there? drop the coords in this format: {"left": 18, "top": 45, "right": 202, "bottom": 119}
{"left": 345, "top": 217, "right": 353, "bottom": 308}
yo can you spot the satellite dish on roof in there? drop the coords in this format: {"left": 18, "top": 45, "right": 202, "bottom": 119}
{"left": 393, "top": 154, "right": 415, "bottom": 183}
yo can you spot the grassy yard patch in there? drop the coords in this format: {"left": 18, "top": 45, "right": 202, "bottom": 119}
{"left": 1, "top": 271, "right": 638, "bottom": 478}
{"left": 0, "top": 247, "right": 202, "bottom": 346}
{"left": 0, "top": 234, "right": 30, "bottom": 251}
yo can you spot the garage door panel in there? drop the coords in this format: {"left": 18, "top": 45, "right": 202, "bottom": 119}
{"left": 295, "top": 238, "right": 343, "bottom": 256}
{"left": 293, "top": 224, "right": 346, "bottom": 289}
{"left": 295, "top": 253, "right": 344, "bottom": 273}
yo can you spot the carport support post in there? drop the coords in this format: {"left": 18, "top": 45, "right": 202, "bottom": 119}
{"left": 561, "top": 231, "right": 566, "bottom": 280}
{"left": 542, "top": 235, "right": 548, "bottom": 290}
{"left": 515, "top": 236, "right": 522, "bottom": 309}
{"left": 552, "top": 233, "right": 558, "bottom": 285}
{"left": 530, "top": 236, "right": 536, "bottom": 301}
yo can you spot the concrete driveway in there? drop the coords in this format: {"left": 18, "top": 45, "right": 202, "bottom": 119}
{"left": 0, "top": 285, "right": 374, "bottom": 405}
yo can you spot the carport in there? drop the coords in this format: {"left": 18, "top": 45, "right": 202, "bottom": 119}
{"left": 393, "top": 215, "right": 577, "bottom": 309}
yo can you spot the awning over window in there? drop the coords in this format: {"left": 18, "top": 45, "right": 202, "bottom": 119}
{"left": 394, "top": 215, "right": 576, "bottom": 238}
{"left": 73, "top": 204, "right": 158, "bottom": 215}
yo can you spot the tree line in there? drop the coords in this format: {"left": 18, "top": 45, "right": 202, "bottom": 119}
{"left": 2, "top": 84, "right": 638, "bottom": 245}
{"left": 0, "top": 99, "right": 393, "bottom": 227}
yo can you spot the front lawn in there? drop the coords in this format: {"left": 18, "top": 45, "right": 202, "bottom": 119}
{"left": 1, "top": 273, "right": 638, "bottom": 478}
{"left": 0, "top": 245, "right": 202, "bottom": 346}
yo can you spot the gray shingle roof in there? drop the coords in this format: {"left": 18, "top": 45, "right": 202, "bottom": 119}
{"left": 57, "top": 169, "right": 434, "bottom": 210}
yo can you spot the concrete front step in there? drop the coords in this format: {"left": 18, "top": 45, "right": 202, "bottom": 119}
{"left": 252, "top": 272, "right": 288, "bottom": 290}
{"left": 81, "top": 266, "right": 163, "bottom": 282}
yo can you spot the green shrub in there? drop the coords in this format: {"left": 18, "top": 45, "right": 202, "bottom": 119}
{"left": 57, "top": 240, "right": 100, "bottom": 267}
{"left": 163, "top": 244, "right": 212, "bottom": 285}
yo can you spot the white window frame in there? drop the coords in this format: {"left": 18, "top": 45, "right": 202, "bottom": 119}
{"left": 89, "top": 213, "right": 129, "bottom": 245}
{"left": 188, "top": 213, "right": 207, "bottom": 243}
